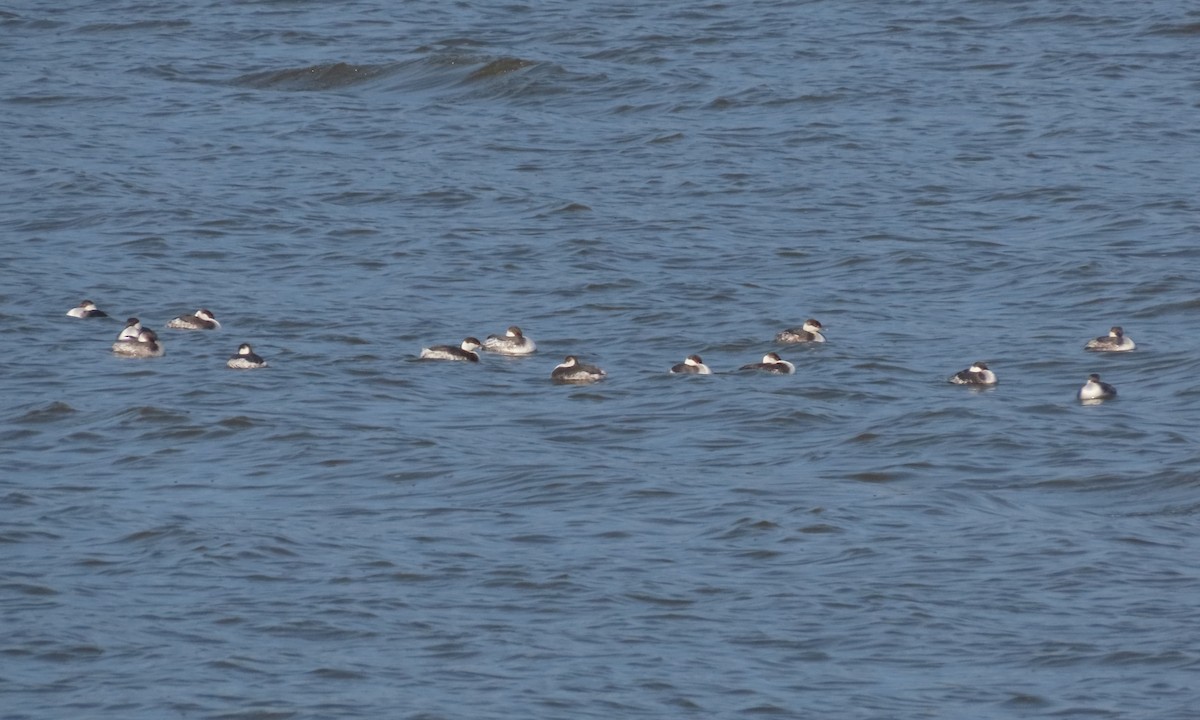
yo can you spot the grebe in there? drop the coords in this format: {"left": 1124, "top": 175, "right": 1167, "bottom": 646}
{"left": 112, "top": 329, "right": 164, "bottom": 358}
{"left": 551, "top": 355, "right": 606, "bottom": 384}
{"left": 481, "top": 325, "right": 536, "bottom": 355}
{"left": 227, "top": 343, "right": 267, "bottom": 369}
{"left": 1084, "top": 326, "right": 1135, "bottom": 352}
{"left": 1078, "top": 373, "right": 1117, "bottom": 401}
{"left": 670, "top": 354, "right": 712, "bottom": 374}
{"left": 67, "top": 300, "right": 108, "bottom": 318}
{"left": 740, "top": 352, "right": 795, "bottom": 374}
{"left": 775, "top": 319, "right": 825, "bottom": 344}
{"left": 420, "top": 337, "right": 483, "bottom": 362}
{"left": 949, "top": 361, "right": 997, "bottom": 386}
{"left": 117, "top": 317, "right": 142, "bottom": 341}
{"left": 167, "top": 308, "right": 220, "bottom": 330}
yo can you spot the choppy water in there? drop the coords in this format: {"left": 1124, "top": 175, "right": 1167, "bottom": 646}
{"left": 4, "top": 1, "right": 1200, "bottom": 718}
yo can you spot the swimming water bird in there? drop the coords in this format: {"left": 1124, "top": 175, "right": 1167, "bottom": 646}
{"left": 551, "top": 355, "right": 606, "bottom": 384}
{"left": 740, "top": 352, "right": 795, "bottom": 374}
{"left": 227, "top": 343, "right": 267, "bottom": 369}
{"left": 67, "top": 300, "right": 108, "bottom": 318}
{"left": 1078, "top": 373, "right": 1117, "bottom": 401}
{"left": 670, "top": 354, "right": 712, "bottom": 374}
{"left": 167, "top": 308, "right": 221, "bottom": 330}
{"left": 482, "top": 325, "right": 536, "bottom": 355}
{"left": 775, "top": 319, "right": 825, "bottom": 343}
{"left": 117, "top": 317, "right": 143, "bottom": 341}
{"left": 420, "top": 337, "right": 483, "bottom": 362}
{"left": 949, "top": 361, "right": 997, "bottom": 385}
{"left": 112, "top": 329, "right": 164, "bottom": 358}
{"left": 1084, "top": 326, "right": 1135, "bottom": 352}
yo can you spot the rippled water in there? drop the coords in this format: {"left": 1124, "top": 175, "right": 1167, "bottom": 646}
{"left": 4, "top": 1, "right": 1200, "bottom": 718}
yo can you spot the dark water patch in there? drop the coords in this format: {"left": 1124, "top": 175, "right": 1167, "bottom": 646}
{"left": 740, "top": 703, "right": 791, "bottom": 715}
{"left": 626, "top": 593, "right": 694, "bottom": 608}
{"left": 115, "top": 525, "right": 198, "bottom": 545}
{"left": 206, "top": 658, "right": 268, "bottom": 675}
{"left": 182, "top": 249, "right": 227, "bottom": 260}
{"left": 233, "top": 62, "right": 398, "bottom": 91}
{"left": 116, "top": 235, "right": 170, "bottom": 253}
{"left": 75, "top": 556, "right": 122, "bottom": 569}
{"left": 4, "top": 94, "right": 124, "bottom": 106}
{"left": 847, "top": 471, "right": 906, "bottom": 484}
{"left": 14, "top": 402, "right": 76, "bottom": 423}
{"left": 205, "top": 711, "right": 297, "bottom": 720}
{"left": 13, "top": 214, "right": 109, "bottom": 232}
{"left": 1003, "top": 692, "right": 1051, "bottom": 707}
{"left": 114, "top": 406, "right": 191, "bottom": 425}
{"left": 309, "top": 667, "right": 368, "bottom": 680}
{"left": 648, "top": 131, "right": 685, "bottom": 143}
{"left": 798, "top": 523, "right": 842, "bottom": 534}
{"left": 1144, "top": 22, "right": 1200, "bottom": 36}
{"left": 457, "top": 58, "right": 578, "bottom": 102}
{"left": 0, "top": 428, "right": 40, "bottom": 444}
{"left": 1099, "top": 649, "right": 1191, "bottom": 666}
{"left": 0, "top": 582, "right": 59, "bottom": 596}
{"left": 319, "top": 190, "right": 407, "bottom": 206}
{"left": 710, "top": 518, "right": 781, "bottom": 540}
{"left": 64, "top": 429, "right": 108, "bottom": 444}
{"left": 217, "top": 415, "right": 259, "bottom": 429}
{"left": 416, "top": 37, "right": 490, "bottom": 51}
{"left": 0, "top": 493, "right": 38, "bottom": 509}
{"left": 75, "top": 20, "right": 190, "bottom": 33}
{"left": 382, "top": 571, "right": 441, "bottom": 583}
{"left": 314, "top": 334, "right": 372, "bottom": 345}
{"left": 464, "top": 57, "right": 536, "bottom": 82}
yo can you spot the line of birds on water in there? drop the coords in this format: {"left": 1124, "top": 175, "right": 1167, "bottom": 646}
{"left": 68, "top": 300, "right": 264, "bottom": 369}
{"left": 68, "top": 300, "right": 1130, "bottom": 400}
{"left": 944, "top": 325, "right": 1129, "bottom": 402}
